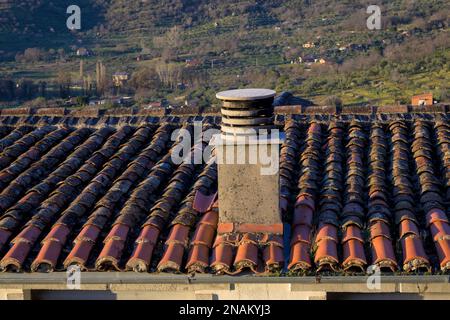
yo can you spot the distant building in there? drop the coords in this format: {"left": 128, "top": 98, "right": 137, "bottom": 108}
{"left": 136, "top": 54, "right": 151, "bottom": 62}
{"left": 76, "top": 48, "right": 92, "bottom": 57}
{"left": 185, "top": 58, "right": 201, "bottom": 67}
{"left": 89, "top": 99, "right": 107, "bottom": 106}
{"left": 145, "top": 101, "right": 162, "bottom": 109}
{"left": 117, "top": 96, "right": 134, "bottom": 106}
{"left": 301, "top": 55, "right": 317, "bottom": 65}
{"left": 112, "top": 72, "right": 130, "bottom": 87}
{"left": 293, "top": 55, "right": 327, "bottom": 66}
{"left": 89, "top": 96, "right": 134, "bottom": 107}
{"left": 303, "top": 42, "right": 315, "bottom": 48}
{"left": 184, "top": 98, "right": 200, "bottom": 107}
{"left": 412, "top": 93, "right": 434, "bottom": 106}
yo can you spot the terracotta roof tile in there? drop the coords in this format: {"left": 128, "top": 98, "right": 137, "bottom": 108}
{"left": 0, "top": 113, "right": 448, "bottom": 276}
{"left": 233, "top": 234, "right": 259, "bottom": 273}
{"left": 186, "top": 207, "right": 218, "bottom": 273}
{"left": 210, "top": 233, "right": 235, "bottom": 273}
{"left": 0, "top": 126, "right": 32, "bottom": 153}
{"left": 0, "top": 127, "right": 133, "bottom": 270}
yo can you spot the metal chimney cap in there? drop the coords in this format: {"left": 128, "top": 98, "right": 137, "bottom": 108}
{"left": 216, "top": 88, "right": 276, "bottom": 101}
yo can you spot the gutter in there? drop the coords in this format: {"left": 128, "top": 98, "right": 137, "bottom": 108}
{"left": 0, "top": 272, "right": 448, "bottom": 285}
{"left": 1, "top": 273, "right": 449, "bottom": 300}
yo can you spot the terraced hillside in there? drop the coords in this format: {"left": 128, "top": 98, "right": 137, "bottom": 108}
{"left": 0, "top": 0, "right": 449, "bottom": 106}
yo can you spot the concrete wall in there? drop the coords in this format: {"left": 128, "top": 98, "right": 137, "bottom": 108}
{"left": 1, "top": 273, "right": 449, "bottom": 300}
{"left": 2, "top": 281, "right": 450, "bottom": 300}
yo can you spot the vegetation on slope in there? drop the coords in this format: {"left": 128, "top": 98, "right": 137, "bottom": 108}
{"left": 0, "top": 0, "right": 449, "bottom": 106}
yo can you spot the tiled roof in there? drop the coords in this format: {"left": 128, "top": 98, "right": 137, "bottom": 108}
{"left": 0, "top": 111, "right": 448, "bottom": 275}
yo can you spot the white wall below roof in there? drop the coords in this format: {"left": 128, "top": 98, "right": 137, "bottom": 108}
{"left": 3, "top": 283, "right": 450, "bottom": 300}
{"left": 1, "top": 274, "right": 450, "bottom": 300}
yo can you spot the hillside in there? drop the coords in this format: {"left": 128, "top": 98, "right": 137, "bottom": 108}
{"left": 0, "top": 0, "right": 449, "bottom": 106}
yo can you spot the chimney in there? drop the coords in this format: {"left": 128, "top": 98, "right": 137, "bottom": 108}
{"left": 213, "top": 89, "right": 284, "bottom": 235}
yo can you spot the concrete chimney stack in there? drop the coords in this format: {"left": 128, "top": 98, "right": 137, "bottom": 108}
{"left": 214, "top": 89, "right": 284, "bottom": 235}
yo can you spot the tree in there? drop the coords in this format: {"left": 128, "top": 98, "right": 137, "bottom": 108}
{"left": 96, "top": 61, "right": 108, "bottom": 96}
{"left": 165, "top": 26, "right": 182, "bottom": 49}
{"left": 23, "top": 97, "right": 48, "bottom": 108}
{"left": 16, "top": 79, "right": 36, "bottom": 99}
{"left": 57, "top": 48, "right": 66, "bottom": 61}
{"left": 75, "top": 96, "right": 89, "bottom": 106}
{"left": 0, "top": 80, "right": 15, "bottom": 101}
{"left": 436, "top": 87, "right": 450, "bottom": 102}
{"left": 324, "top": 95, "right": 343, "bottom": 108}
{"left": 80, "top": 59, "right": 84, "bottom": 80}
{"left": 57, "top": 70, "right": 71, "bottom": 98}
{"left": 182, "top": 66, "right": 209, "bottom": 89}
{"left": 154, "top": 25, "right": 183, "bottom": 62}
{"left": 96, "top": 61, "right": 101, "bottom": 90}
{"left": 155, "top": 61, "right": 183, "bottom": 89}
{"left": 20, "top": 48, "right": 47, "bottom": 62}
{"left": 130, "top": 66, "right": 160, "bottom": 90}
{"left": 38, "top": 81, "right": 47, "bottom": 97}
